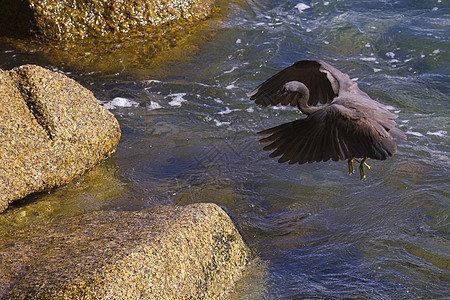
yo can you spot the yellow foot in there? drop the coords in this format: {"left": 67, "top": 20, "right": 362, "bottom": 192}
{"left": 354, "top": 158, "right": 371, "bottom": 180}
{"left": 347, "top": 159, "right": 355, "bottom": 175}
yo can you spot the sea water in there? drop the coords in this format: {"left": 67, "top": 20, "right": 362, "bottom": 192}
{"left": 0, "top": 0, "right": 448, "bottom": 298}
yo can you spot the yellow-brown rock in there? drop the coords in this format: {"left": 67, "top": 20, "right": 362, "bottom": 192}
{"left": 0, "top": 65, "right": 121, "bottom": 212}
{"left": 0, "top": 0, "right": 215, "bottom": 41}
{"left": 0, "top": 203, "right": 250, "bottom": 299}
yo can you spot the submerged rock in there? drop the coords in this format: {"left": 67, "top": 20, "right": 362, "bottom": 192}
{"left": 0, "top": 65, "right": 121, "bottom": 212}
{"left": 0, "top": 203, "right": 250, "bottom": 299}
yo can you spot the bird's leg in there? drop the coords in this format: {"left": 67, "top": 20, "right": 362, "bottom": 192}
{"left": 347, "top": 159, "right": 355, "bottom": 176}
{"left": 354, "top": 158, "right": 371, "bottom": 180}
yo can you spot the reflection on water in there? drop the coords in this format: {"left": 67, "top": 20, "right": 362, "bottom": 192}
{"left": 1, "top": 0, "right": 449, "bottom": 298}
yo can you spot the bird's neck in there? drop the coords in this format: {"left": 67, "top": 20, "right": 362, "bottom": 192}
{"left": 298, "top": 93, "right": 321, "bottom": 115}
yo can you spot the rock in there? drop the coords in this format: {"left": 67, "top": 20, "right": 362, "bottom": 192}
{"left": 0, "top": 203, "right": 250, "bottom": 299}
{"left": 0, "top": 65, "right": 121, "bottom": 212}
{"left": 0, "top": 0, "right": 215, "bottom": 41}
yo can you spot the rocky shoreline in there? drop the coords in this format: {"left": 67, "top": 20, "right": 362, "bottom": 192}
{"left": 0, "top": 63, "right": 251, "bottom": 297}
{"left": 0, "top": 1, "right": 252, "bottom": 298}
{"left": 1, "top": 203, "right": 250, "bottom": 299}
{"left": 0, "top": 65, "right": 121, "bottom": 213}
{"left": 1, "top": 0, "right": 216, "bottom": 41}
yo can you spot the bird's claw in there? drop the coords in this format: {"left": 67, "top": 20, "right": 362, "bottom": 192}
{"left": 348, "top": 158, "right": 371, "bottom": 180}
{"left": 348, "top": 159, "right": 355, "bottom": 175}
{"left": 355, "top": 158, "right": 370, "bottom": 180}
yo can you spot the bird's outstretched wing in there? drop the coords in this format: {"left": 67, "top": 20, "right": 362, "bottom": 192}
{"left": 248, "top": 60, "right": 339, "bottom": 107}
{"left": 332, "top": 97, "right": 407, "bottom": 140}
{"left": 258, "top": 104, "right": 397, "bottom": 164}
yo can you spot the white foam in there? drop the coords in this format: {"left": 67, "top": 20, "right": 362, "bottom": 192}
{"left": 427, "top": 130, "right": 447, "bottom": 137}
{"left": 272, "top": 105, "right": 289, "bottom": 110}
{"left": 373, "top": 68, "right": 382, "bottom": 72}
{"left": 386, "top": 52, "right": 395, "bottom": 58}
{"left": 103, "top": 97, "right": 139, "bottom": 109}
{"left": 406, "top": 131, "right": 424, "bottom": 137}
{"left": 148, "top": 101, "right": 162, "bottom": 110}
{"left": 217, "top": 107, "right": 240, "bottom": 115}
{"left": 236, "top": 38, "right": 242, "bottom": 44}
{"left": 194, "top": 82, "right": 211, "bottom": 87}
{"left": 432, "top": 49, "right": 440, "bottom": 55}
{"left": 226, "top": 84, "right": 237, "bottom": 90}
{"left": 360, "top": 57, "right": 377, "bottom": 62}
{"left": 167, "top": 93, "right": 187, "bottom": 107}
{"left": 144, "top": 79, "right": 162, "bottom": 84}
{"left": 205, "top": 116, "right": 230, "bottom": 127}
{"left": 214, "top": 119, "right": 231, "bottom": 127}
{"left": 295, "top": 3, "right": 310, "bottom": 13}
{"left": 385, "top": 105, "right": 396, "bottom": 110}
{"left": 224, "top": 67, "right": 238, "bottom": 74}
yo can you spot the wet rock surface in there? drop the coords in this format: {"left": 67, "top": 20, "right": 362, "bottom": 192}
{"left": 0, "top": 0, "right": 215, "bottom": 41}
{"left": 0, "top": 65, "right": 121, "bottom": 212}
{"left": 0, "top": 203, "right": 250, "bottom": 299}
{"left": 0, "top": 0, "right": 222, "bottom": 76}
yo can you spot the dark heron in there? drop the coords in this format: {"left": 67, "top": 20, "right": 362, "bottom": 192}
{"left": 248, "top": 60, "right": 406, "bottom": 180}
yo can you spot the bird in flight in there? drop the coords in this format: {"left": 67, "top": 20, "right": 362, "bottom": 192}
{"left": 248, "top": 60, "right": 406, "bottom": 180}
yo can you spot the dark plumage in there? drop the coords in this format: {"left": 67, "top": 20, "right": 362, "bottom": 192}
{"left": 248, "top": 60, "right": 406, "bottom": 180}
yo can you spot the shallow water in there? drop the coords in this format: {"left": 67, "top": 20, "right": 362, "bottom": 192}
{"left": 1, "top": 0, "right": 449, "bottom": 298}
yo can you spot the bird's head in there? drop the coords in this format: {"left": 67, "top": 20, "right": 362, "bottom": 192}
{"left": 281, "top": 81, "right": 310, "bottom": 98}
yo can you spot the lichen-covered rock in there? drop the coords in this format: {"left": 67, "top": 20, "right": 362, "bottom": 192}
{"left": 1, "top": 0, "right": 215, "bottom": 41}
{"left": 0, "top": 203, "right": 250, "bottom": 299}
{"left": 0, "top": 65, "right": 121, "bottom": 212}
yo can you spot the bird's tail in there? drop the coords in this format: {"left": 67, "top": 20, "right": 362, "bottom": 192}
{"left": 389, "top": 127, "right": 407, "bottom": 140}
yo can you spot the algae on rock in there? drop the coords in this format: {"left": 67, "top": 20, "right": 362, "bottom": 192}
{"left": 0, "top": 65, "right": 121, "bottom": 212}
{"left": 0, "top": 0, "right": 221, "bottom": 75}
{"left": 1, "top": 203, "right": 250, "bottom": 299}
{"left": 28, "top": 0, "right": 215, "bottom": 41}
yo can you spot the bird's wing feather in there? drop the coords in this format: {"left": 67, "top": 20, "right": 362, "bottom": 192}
{"left": 333, "top": 96, "right": 407, "bottom": 140}
{"left": 249, "top": 59, "right": 406, "bottom": 141}
{"left": 258, "top": 104, "right": 397, "bottom": 164}
{"left": 248, "top": 60, "right": 338, "bottom": 107}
